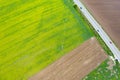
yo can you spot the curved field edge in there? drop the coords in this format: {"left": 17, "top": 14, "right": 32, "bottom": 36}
{"left": 0, "top": 0, "right": 93, "bottom": 80}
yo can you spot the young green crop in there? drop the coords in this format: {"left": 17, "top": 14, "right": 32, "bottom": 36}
{"left": 0, "top": 0, "right": 93, "bottom": 80}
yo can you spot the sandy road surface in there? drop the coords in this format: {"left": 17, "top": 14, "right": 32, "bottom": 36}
{"left": 82, "top": 0, "right": 120, "bottom": 49}
{"left": 29, "top": 37, "right": 107, "bottom": 80}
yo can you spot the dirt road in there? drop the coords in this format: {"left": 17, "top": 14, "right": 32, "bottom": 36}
{"left": 29, "top": 37, "right": 108, "bottom": 80}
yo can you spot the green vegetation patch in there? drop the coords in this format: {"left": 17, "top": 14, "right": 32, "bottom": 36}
{"left": 83, "top": 59, "right": 120, "bottom": 80}
{"left": 0, "top": 0, "right": 93, "bottom": 80}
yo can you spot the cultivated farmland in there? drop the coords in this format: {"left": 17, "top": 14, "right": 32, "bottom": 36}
{"left": 29, "top": 37, "right": 108, "bottom": 80}
{"left": 81, "top": 0, "right": 120, "bottom": 49}
{"left": 0, "top": 0, "right": 93, "bottom": 80}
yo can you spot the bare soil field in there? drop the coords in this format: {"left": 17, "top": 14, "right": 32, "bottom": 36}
{"left": 29, "top": 37, "right": 108, "bottom": 80}
{"left": 81, "top": 0, "right": 120, "bottom": 49}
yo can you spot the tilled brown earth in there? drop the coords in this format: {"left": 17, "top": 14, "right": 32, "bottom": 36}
{"left": 29, "top": 37, "right": 108, "bottom": 80}
{"left": 81, "top": 0, "right": 120, "bottom": 49}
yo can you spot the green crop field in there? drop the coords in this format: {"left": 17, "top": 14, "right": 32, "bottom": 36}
{"left": 0, "top": 0, "right": 93, "bottom": 80}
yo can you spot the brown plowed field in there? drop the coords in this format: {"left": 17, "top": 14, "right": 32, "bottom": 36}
{"left": 81, "top": 0, "right": 120, "bottom": 49}
{"left": 29, "top": 37, "right": 108, "bottom": 80}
